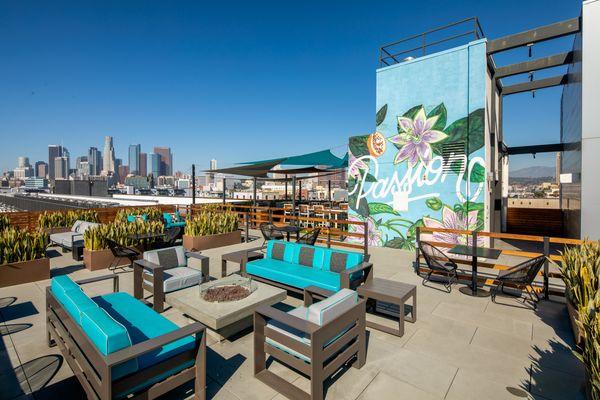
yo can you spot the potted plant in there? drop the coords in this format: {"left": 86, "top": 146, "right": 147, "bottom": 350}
{"left": 38, "top": 210, "right": 100, "bottom": 234}
{"left": 0, "top": 214, "right": 10, "bottom": 230}
{"left": 0, "top": 227, "right": 49, "bottom": 287}
{"left": 557, "top": 240, "right": 600, "bottom": 347}
{"left": 183, "top": 208, "right": 240, "bottom": 251}
{"left": 576, "top": 294, "right": 600, "bottom": 400}
{"left": 114, "top": 207, "right": 163, "bottom": 224}
{"left": 83, "top": 220, "right": 164, "bottom": 271}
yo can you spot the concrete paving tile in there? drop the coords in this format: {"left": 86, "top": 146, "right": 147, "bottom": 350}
{"left": 445, "top": 368, "right": 534, "bottom": 400}
{"left": 370, "top": 347, "right": 457, "bottom": 397}
{"left": 433, "top": 301, "right": 533, "bottom": 339}
{"left": 0, "top": 365, "right": 32, "bottom": 399}
{"left": 404, "top": 328, "right": 531, "bottom": 386}
{"left": 357, "top": 372, "right": 440, "bottom": 400}
{"left": 529, "top": 364, "right": 587, "bottom": 400}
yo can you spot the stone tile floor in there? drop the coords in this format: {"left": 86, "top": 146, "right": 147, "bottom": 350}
{"left": 0, "top": 237, "right": 586, "bottom": 400}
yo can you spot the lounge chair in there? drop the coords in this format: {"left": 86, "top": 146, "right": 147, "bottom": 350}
{"left": 133, "top": 246, "right": 209, "bottom": 312}
{"left": 49, "top": 220, "right": 100, "bottom": 251}
{"left": 259, "top": 222, "right": 284, "bottom": 247}
{"left": 296, "top": 228, "right": 321, "bottom": 246}
{"left": 46, "top": 274, "right": 206, "bottom": 399}
{"left": 106, "top": 238, "right": 140, "bottom": 272}
{"left": 254, "top": 286, "right": 366, "bottom": 400}
{"left": 419, "top": 241, "right": 459, "bottom": 292}
{"left": 491, "top": 255, "right": 546, "bottom": 309}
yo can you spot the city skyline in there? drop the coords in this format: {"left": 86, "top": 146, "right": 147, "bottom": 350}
{"left": 0, "top": 1, "right": 581, "bottom": 174}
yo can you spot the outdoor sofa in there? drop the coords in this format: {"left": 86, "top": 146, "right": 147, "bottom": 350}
{"left": 254, "top": 286, "right": 366, "bottom": 400}
{"left": 242, "top": 240, "right": 373, "bottom": 293}
{"left": 46, "top": 274, "right": 206, "bottom": 399}
{"left": 134, "top": 246, "right": 209, "bottom": 312}
{"left": 49, "top": 220, "right": 100, "bottom": 251}
{"left": 163, "top": 211, "right": 186, "bottom": 229}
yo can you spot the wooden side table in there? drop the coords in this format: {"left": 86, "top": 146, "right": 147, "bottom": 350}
{"left": 221, "top": 250, "right": 263, "bottom": 277}
{"left": 357, "top": 278, "right": 416, "bottom": 337}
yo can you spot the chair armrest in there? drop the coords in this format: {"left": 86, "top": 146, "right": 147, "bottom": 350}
{"left": 134, "top": 259, "right": 166, "bottom": 272}
{"left": 339, "top": 262, "right": 373, "bottom": 289}
{"left": 255, "top": 305, "right": 320, "bottom": 334}
{"left": 303, "top": 286, "right": 334, "bottom": 306}
{"left": 240, "top": 246, "right": 266, "bottom": 275}
{"left": 185, "top": 251, "right": 206, "bottom": 260}
{"left": 105, "top": 322, "right": 206, "bottom": 366}
{"left": 76, "top": 274, "right": 119, "bottom": 292}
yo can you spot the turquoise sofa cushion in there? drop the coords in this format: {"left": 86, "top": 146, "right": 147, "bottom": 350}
{"left": 80, "top": 307, "right": 137, "bottom": 380}
{"left": 321, "top": 248, "right": 364, "bottom": 272}
{"left": 92, "top": 292, "right": 196, "bottom": 370}
{"left": 246, "top": 258, "right": 341, "bottom": 292}
{"left": 51, "top": 276, "right": 98, "bottom": 325}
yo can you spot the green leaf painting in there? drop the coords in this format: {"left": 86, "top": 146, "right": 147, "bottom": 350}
{"left": 427, "top": 103, "right": 447, "bottom": 132}
{"left": 376, "top": 104, "right": 388, "bottom": 126}
{"left": 425, "top": 197, "right": 443, "bottom": 211}
{"left": 349, "top": 135, "right": 370, "bottom": 158}
{"left": 402, "top": 104, "right": 423, "bottom": 120}
{"left": 464, "top": 162, "right": 485, "bottom": 183}
{"left": 368, "top": 202, "right": 395, "bottom": 215}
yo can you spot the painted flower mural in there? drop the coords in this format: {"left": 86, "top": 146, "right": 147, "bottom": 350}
{"left": 348, "top": 149, "right": 368, "bottom": 180}
{"left": 422, "top": 206, "right": 485, "bottom": 247}
{"left": 348, "top": 215, "right": 383, "bottom": 247}
{"left": 389, "top": 107, "right": 447, "bottom": 167}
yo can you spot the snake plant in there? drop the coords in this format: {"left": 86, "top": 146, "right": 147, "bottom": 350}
{"left": 114, "top": 207, "right": 163, "bottom": 223}
{"left": 0, "top": 227, "right": 48, "bottom": 264}
{"left": 185, "top": 207, "right": 238, "bottom": 236}
{"left": 0, "top": 214, "right": 10, "bottom": 231}
{"left": 83, "top": 220, "right": 164, "bottom": 251}
{"left": 38, "top": 210, "right": 99, "bottom": 229}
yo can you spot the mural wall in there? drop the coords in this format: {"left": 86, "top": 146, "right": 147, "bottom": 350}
{"left": 347, "top": 39, "right": 489, "bottom": 249}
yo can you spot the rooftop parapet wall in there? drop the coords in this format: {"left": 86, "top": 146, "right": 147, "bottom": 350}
{"left": 347, "top": 39, "right": 489, "bottom": 249}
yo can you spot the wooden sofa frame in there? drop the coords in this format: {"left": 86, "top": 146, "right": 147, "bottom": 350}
{"left": 240, "top": 246, "right": 373, "bottom": 294}
{"left": 254, "top": 286, "right": 366, "bottom": 400}
{"left": 133, "top": 251, "right": 209, "bottom": 313}
{"left": 46, "top": 274, "right": 207, "bottom": 400}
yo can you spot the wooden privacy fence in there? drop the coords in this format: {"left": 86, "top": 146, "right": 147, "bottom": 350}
{"left": 1, "top": 204, "right": 176, "bottom": 231}
{"left": 415, "top": 226, "right": 583, "bottom": 298}
{"left": 187, "top": 203, "right": 369, "bottom": 255}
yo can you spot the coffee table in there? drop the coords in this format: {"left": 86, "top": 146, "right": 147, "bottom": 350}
{"left": 357, "top": 278, "right": 417, "bottom": 337}
{"left": 166, "top": 275, "right": 287, "bottom": 341}
{"left": 221, "top": 249, "right": 263, "bottom": 277}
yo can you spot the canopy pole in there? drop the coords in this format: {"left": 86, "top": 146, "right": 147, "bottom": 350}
{"left": 299, "top": 180, "right": 302, "bottom": 203}
{"left": 328, "top": 179, "right": 331, "bottom": 204}
{"left": 253, "top": 177, "right": 257, "bottom": 206}
{"left": 292, "top": 175, "right": 297, "bottom": 225}
{"left": 284, "top": 175, "right": 288, "bottom": 201}
{"left": 222, "top": 178, "right": 226, "bottom": 204}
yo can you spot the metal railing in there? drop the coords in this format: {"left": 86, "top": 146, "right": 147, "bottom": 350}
{"left": 379, "top": 17, "right": 485, "bottom": 67}
{"left": 415, "top": 226, "right": 582, "bottom": 299}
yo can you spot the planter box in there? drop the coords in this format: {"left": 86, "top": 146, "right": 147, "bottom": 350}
{"left": 83, "top": 248, "right": 138, "bottom": 271}
{"left": 0, "top": 258, "right": 50, "bottom": 288}
{"left": 566, "top": 296, "right": 584, "bottom": 348}
{"left": 183, "top": 231, "right": 241, "bottom": 251}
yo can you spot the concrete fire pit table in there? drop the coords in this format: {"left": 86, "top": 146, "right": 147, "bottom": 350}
{"left": 166, "top": 275, "right": 287, "bottom": 341}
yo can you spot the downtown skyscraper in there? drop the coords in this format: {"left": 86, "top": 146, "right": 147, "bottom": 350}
{"left": 102, "top": 136, "right": 115, "bottom": 175}
{"left": 48, "top": 145, "right": 62, "bottom": 180}
{"left": 128, "top": 144, "right": 141, "bottom": 175}
{"left": 88, "top": 147, "right": 102, "bottom": 175}
{"left": 153, "top": 147, "right": 172, "bottom": 176}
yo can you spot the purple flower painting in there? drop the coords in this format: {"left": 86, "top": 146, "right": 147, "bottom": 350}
{"left": 389, "top": 107, "right": 447, "bottom": 167}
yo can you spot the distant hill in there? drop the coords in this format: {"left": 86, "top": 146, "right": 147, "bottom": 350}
{"left": 510, "top": 166, "right": 555, "bottom": 179}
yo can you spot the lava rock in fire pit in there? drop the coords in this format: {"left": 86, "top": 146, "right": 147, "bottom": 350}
{"left": 202, "top": 285, "right": 251, "bottom": 302}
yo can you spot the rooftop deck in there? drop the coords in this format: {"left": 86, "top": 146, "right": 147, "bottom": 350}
{"left": 0, "top": 236, "right": 585, "bottom": 400}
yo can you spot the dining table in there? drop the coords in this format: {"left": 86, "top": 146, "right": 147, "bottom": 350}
{"left": 448, "top": 244, "right": 502, "bottom": 297}
{"left": 127, "top": 232, "right": 166, "bottom": 252}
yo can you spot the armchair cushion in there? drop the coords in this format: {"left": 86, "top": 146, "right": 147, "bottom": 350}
{"left": 307, "top": 288, "right": 358, "bottom": 325}
{"left": 266, "top": 306, "right": 311, "bottom": 362}
{"left": 61, "top": 288, "right": 99, "bottom": 325}
{"left": 144, "top": 246, "right": 187, "bottom": 269}
{"left": 143, "top": 266, "right": 204, "bottom": 293}
{"left": 49, "top": 232, "right": 82, "bottom": 248}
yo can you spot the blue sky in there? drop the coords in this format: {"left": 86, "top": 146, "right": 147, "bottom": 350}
{"left": 0, "top": 0, "right": 581, "bottom": 174}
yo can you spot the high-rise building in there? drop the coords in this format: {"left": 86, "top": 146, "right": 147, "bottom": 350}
{"left": 102, "top": 136, "right": 116, "bottom": 174}
{"left": 210, "top": 159, "right": 217, "bottom": 171}
{"left": 153, "top": 147, "right": 172, "bottom": 176}
{"left": 48, "top": 145, "right": 63, "bottom": 180}
{"left": 128, "top": 144, "right": 141, "bottom": 175}
{"left": 35, "top": 161, "right": 48, "bottom": 178}
{"left": 118, "top": 165, "right": 129, "bottom": 184}
{"left": 63, "top": 147, "right": 71, "bottom": 173}
{"left": 54, "top": 156, "right": 69, "bottom": 179}
{"left": 139, "top": 152, "right": 147, "bottom": 176}
{"left": 76, "top": 156, "right": 90, "bottom": 177}
{"left": 14, "top": 157, "right": 33, "bottom": 179}
{"left": 88, "top": 147, "right": 102, "bottom": 175}
{"left": 149, "top": 153, "right": 161, "bottom": 177}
